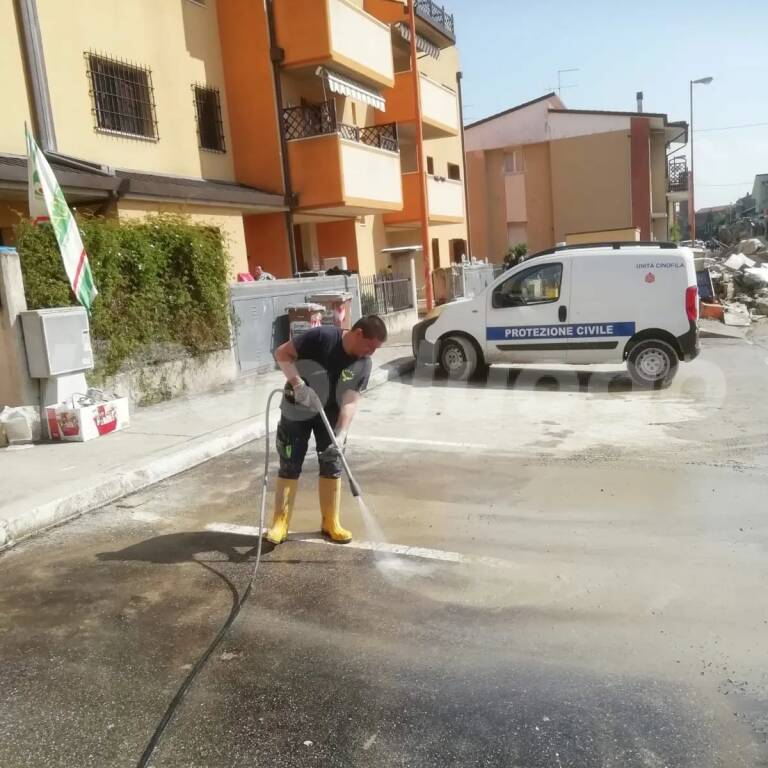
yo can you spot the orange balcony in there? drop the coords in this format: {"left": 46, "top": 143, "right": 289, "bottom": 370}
{"left": 376, "top": 71, "right": 459, "bottom": 139}
{"left": 284, "top": 102, "right": 403, "bottom": 216}
{"left": 384, "top": 171, "right": 464, "bottom": 227}
{"left": 363, "top": 0, "right": 407, "bottom": 24}
{"left": 273, "top": 0, "right": 394, "bottom": 89}
{"left": 384, "top": 171, "right": 421, "bottom": 226}
{"left": 426, "top": 173, "right": 464, "bottom": 222}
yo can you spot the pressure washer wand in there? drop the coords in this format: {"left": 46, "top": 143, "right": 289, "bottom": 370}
{"left": 317, "top": 407, "right": 362, "bottom": 498}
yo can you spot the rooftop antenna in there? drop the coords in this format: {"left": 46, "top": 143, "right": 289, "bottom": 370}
{"left": 556, "top": 68, "right": 579, "bottom": 96}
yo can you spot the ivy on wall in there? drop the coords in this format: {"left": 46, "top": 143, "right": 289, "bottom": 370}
{"left": 15, "top": 214, "right": 231, "bottom": 377}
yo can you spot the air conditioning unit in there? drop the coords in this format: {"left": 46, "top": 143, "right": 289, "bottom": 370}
{"left": 323, "top": 257, "right": 348, "bottom": 271}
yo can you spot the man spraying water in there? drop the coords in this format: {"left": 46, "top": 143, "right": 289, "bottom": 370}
{"left": 266, "top": 315, "right": 388, "bottom": 545}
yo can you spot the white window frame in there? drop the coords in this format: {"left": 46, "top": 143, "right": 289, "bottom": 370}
{"left": 504, "top": 149, "right": 525, "bottom": 175}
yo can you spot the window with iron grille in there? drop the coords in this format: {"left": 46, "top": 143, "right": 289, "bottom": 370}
{"left": 86, "top": 53, "right": 157, "bottom": 139}
{"left": 194, "top": 86, "right": 225, "bottom": 152}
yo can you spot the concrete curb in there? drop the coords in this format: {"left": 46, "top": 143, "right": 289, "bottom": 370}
{"left": 0, "top": 356, "right": 415, "bottom": 551}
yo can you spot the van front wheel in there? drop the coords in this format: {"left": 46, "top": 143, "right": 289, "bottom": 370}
{"left": 626, "top": 339, "right": 678, "bottom": 389}
{"left": 439, "top": 336, "right": 479, "bottom": 381}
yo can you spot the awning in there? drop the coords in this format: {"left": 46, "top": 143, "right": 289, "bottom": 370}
{"left": 0, "top": 153, "right": 287, "bottom": 211}
{"left": 394, "top": 22, "right": 440, "bottom": 59}
{"left": 316, "top": 67, "right": 385, "bottom": 111}
{"left": 381, "top": 245, "right": 423, "bottom": 253}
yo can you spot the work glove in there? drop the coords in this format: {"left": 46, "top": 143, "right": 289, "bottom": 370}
{"left": 319, "top": 429, "right": 347, "bottom": 462}
{"left": 292, "top": 381, "right": 323, "bottom": 413}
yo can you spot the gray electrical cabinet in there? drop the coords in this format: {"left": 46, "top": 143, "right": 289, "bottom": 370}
{"left": 20, "top": 307, "right": 94, "bottom": 378}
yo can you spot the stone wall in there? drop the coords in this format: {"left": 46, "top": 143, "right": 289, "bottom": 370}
{"left": 93, "top": 347, "right": 238, "bottom": 409}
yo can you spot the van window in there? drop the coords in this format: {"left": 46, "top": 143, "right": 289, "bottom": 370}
{"left": 492, "top": 263, "right": 562, "bottom": 308}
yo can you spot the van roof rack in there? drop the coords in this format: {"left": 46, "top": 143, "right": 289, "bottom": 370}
{"left": 525, "top": 241, "right": 678, "bottom": 261}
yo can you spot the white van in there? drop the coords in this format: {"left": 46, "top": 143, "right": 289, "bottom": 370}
{"left": 412, "top": 242, "right": 700, "bottom": 388}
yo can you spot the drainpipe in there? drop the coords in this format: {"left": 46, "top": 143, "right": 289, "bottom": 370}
{"left": 15, "top": 0, "right": 57, "bottom": 151}
{"left": 456, "top": 70, "right": 471, "bottom": 259}
{"left": 407, "top": 1, "right": 434, "bottom": 311}
{"left": 266, "top": 0, "right": 298, "bottom": 276}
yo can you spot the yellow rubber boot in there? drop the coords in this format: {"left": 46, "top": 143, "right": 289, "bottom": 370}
{"left": 319, "top": 477, "right": 352, "bottom": 543}
{"left": 266, "top": 477, "right": 298, "bottom": 544}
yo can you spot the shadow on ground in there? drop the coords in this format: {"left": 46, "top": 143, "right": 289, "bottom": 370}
{"left": 96, "top": 532, "right": 273, "bottom": 565}
{"left": 410, "top": 366, "right": 636, "bottom": 393}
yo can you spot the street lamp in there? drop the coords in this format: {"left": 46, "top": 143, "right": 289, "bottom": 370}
{"left": 689, "top": 76, "right": 713, "bottom": 242}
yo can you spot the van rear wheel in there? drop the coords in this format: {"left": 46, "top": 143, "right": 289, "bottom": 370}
{"left": 439, "top": 336, "right": 479, "bottom": 381}
{"left": 626, "top": 339, "right": 678, "bottom": 389}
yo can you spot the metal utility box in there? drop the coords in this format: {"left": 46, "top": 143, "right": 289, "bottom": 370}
{"left": 20, "top": 307, "right": 94, "bottom": 378}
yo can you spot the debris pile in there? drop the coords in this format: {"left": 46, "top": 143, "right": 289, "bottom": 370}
{"left": 700, "top": 238, "right": 768, "bottom": 326}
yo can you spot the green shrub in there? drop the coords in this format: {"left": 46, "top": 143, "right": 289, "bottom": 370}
{"left": 503, "top": 242, "right": 528, "bottom": 267}
{"left": 15, "top": 214, "right": 231, "bottom": 377}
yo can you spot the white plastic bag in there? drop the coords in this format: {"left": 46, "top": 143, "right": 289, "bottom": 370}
{"left": 0, "top": 406, "right": 41, "bottom": 445}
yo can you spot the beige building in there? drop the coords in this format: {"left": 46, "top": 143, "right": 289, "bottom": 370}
{"left": 465, "top": 93, "right": 689, "bottom": 262}
{"left": 1, "top": 0, "right": 286, "bottom": 276}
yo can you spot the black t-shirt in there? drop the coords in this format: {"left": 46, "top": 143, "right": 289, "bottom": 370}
{"left": 289, "top": 326, "right": 371, "bottom": 420}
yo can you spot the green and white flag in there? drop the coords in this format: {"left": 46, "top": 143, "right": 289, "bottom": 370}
{"left": 26, "top": 127, "right": 97, "bottom": 312}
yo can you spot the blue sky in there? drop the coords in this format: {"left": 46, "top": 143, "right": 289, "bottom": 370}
{"left": 451, "top": 0, "right": 768, "bottom": 209}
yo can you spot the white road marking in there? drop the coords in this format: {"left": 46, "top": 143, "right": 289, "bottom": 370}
{"left": 359, "top": 435, "right": 491, "bottom": 450}
{"left": 205, "top": 522, "right": 510, "bottom": 569}
{"left": 296, "top": 534, "right": 468, "bottom": 563}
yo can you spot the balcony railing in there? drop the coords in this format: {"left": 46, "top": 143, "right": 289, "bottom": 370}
{"left": 283, "top": 101, "right": 399, "bottom": 152}
{"left": 414, "top": 0, "right": 455, "bottom": 38}
{"left": 668, "top": 157, "right": 689, "bottom": 193}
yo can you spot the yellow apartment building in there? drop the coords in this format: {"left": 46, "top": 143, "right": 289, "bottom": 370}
{"left": 4, "top": 0, "right": 469, "bottom": 292}
{"left": 464, "top": 93, "right": 690, "bottom": 262}
{"left": 1, "top": 0, "right": 290, "bottom": 277}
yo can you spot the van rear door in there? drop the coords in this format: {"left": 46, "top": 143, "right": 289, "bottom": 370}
{"left": 485, "top": 259, "right": 572, "bottom": 363}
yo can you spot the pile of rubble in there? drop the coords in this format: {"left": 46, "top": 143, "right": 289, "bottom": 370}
{"left": 701, "top": 238, "right": 768, "bottom": 326}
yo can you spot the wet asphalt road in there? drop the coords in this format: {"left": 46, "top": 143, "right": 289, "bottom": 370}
{"left": 1, "top": 333, "right": 768, "bottom": 767}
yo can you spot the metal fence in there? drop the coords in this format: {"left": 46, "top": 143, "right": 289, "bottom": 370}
{"left": 359, "top": 273, "right": 413, "bottom": 316}
{"left": 433, "top": 263, "right": 499, "bottom": 304}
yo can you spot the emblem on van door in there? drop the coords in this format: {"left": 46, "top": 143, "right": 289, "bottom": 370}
{"left": 645, "top": 272, "right": 656, "bottom": 284}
